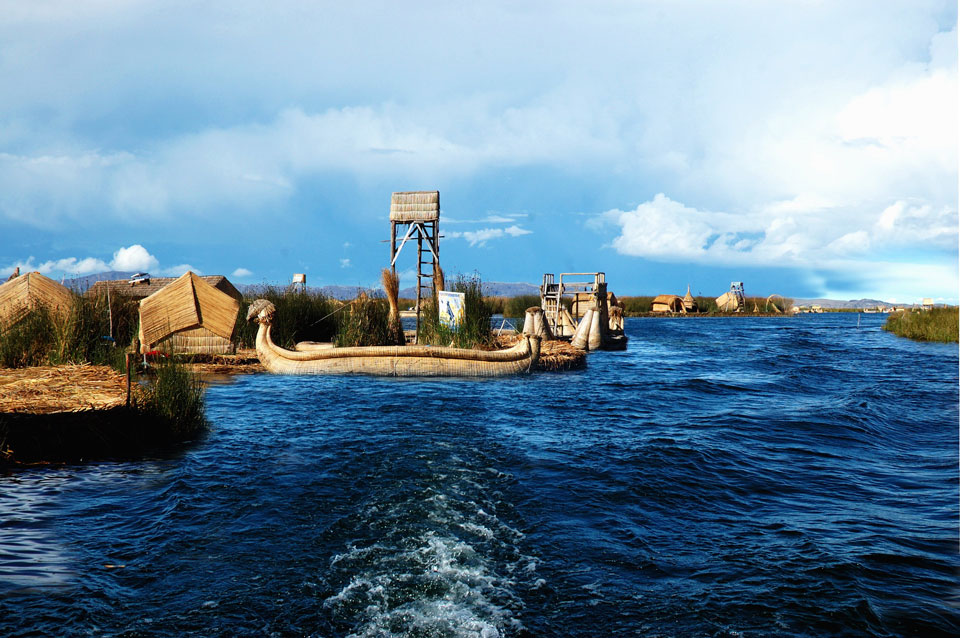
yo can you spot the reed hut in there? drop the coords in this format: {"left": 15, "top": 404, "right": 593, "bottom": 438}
{"left": 651, "top": 294, "right": 684, "bottom": 313}
{"left": 0, "top": 271, "right": 73, "bottom": 331}
{"left": 138, "top": 272, "right": 240, "bottom": 355}
{"left": 88, "top": 274, "right": 241, "bottom": 302}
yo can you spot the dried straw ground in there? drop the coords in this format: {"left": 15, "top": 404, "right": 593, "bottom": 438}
{"left": 0, "top": 364, "right": 130, "bottom": 414}
{"left": 177, "top": 348, "right": 264, "bottom": 375}
{"left": 494, "top": 334, "right": 586, "bottom": 372}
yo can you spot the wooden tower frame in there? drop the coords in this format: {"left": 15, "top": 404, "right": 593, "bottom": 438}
{"left": 389, "top": 191, "right": 440, "bottom": 340}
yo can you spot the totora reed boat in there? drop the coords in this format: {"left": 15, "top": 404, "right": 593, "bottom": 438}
{"left": 247, "top": 299, "right": 542, "bottom": 377}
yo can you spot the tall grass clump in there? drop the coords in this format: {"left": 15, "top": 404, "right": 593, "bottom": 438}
{"left": 138, "top": 360, "right": 206, "bottom": 437}
{"left": 334, "top": 294, "right": 393, "bottom": 347}
{"left": 236, "top": 287, "right": 338, "bottom": 348}
{"left": 0, "top": 307, "right": 55, "bottom": 368}
{"left": 0, "top": 293, "right": 139, "bottom": 370}
{"left": 50, "top": 293, "right": 139, "bottom": 370}
{"left": 418, "top": 272, "right": 493, "bottom": 349}
{"left": 505, "top": 295, "right": 541, "bottom": 318}
{"left": 884, "top": 308, "right": 959, "bottom": 343}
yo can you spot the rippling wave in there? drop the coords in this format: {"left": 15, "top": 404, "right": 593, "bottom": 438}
{"left": 1, "top": 314, "right": 957, "bottom": 636}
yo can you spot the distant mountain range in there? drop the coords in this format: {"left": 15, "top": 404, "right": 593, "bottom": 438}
{"left": 62, "top": 271, "right": 137, "bottom": 292}
{"left": 63, "top": 272, "right": 906, "bottom": 308}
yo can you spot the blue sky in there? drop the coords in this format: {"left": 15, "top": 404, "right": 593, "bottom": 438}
{"left": 0, "top": 0, "right": 956, "bottom": 303}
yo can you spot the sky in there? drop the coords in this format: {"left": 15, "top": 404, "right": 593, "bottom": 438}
{"left": 0, "top": 0, "right": 956, "bottom": 303}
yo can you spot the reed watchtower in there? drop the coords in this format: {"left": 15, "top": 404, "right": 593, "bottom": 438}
{"left": 389, "top": 191, "right": 441, "bottom": 333}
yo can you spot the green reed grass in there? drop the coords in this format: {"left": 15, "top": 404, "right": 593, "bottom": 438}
{"left": 883, "top": 308, "right": 959, "bottom": 343}
{"left": 334, "top": 295, "right": 394, "bottom": 347}
{"left": 417, "top": 273, "right": 493, "bottom": 349}
{"left": 135, "top": 359, "right": 207, "bottom": 437}
{"left": 236, "top": 287, "right": 339, "bottom": 348}
{"left": 0, "top": 293, "right": 140, "bottom": 370}
{"left": 0, "top": 307, "right": 55, "bottom": 368}
{"left": 504, "top": 294, "right": 542, "bottom": 318}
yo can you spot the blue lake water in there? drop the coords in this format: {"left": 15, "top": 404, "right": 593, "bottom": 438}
{"left": 2, "top": 314, "right": 958, "bottom": 637}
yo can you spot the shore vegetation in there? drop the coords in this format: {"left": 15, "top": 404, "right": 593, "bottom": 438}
{"left": 883, "top": 308, "right": 958, "bottom": 343}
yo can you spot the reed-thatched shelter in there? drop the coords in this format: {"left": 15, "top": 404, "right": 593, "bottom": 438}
{"left": 138, "top": 272, "right": 240, "bottom": 354}
{"left": 0, "top": 271, "right": 74, "bottom": 331}
{"left": 652, "top": 294, "right": 684, "bottom": 313}
{"left": 571, "top": 291, "right": 619, "bottom": 319}
{"left": 88, "top": 274, "right": 241, "bottom": 302}
{"left": 389, "top": 190, "right": 440, "bottom": 222}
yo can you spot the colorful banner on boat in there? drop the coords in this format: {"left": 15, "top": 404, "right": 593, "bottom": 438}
{"left": 437, "top": 290, "right": 465, "bottom": 330}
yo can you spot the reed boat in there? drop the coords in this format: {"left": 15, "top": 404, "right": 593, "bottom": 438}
{"left": 247, "top": 299, "right": 542, "bottom": 377}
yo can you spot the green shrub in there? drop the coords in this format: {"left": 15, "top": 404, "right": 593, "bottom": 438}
{"left": 884, "top": 308, "right": 959, "bottom": 343}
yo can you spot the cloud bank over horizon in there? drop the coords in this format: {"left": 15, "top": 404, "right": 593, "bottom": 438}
{"left": 0, "top": 1, "right": 955, "bottom": 301}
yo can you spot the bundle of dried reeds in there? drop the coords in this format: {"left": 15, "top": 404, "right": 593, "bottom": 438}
{"left": 494, "top": 334, "right": 586, "bottom": 372}
{"left": 382, "top": 268, "right": 404, "bottom": 346}
{"left": 0, "top": 364, "right": 132, "bottom": 414}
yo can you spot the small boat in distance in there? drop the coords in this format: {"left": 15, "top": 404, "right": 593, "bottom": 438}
{"left": 247, "top": 299, "right": 542, "bottom": 377}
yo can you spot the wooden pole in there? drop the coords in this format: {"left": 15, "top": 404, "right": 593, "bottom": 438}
{"left": 107, "top": 285, "right": 113, "bottom": 342}
{"left": 415, "top": 225, "right": 422, "bottom": 343}
{"left": 390, "top": 221, "right": 397, "bottom": 274}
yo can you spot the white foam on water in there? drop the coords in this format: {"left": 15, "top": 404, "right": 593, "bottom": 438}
{"left": 328, "top": 532, "right": 521, "bottom": 638}
{"left": 323, "top": 454, "right": 536, "bottom": 637}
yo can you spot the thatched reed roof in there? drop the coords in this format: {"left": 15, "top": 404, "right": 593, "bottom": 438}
{"left": 652, "top": 294, "right": 684, "bottom": 312}
{"left": 88, "top": 275, "right": 241, "bottom": 301}
{"left": 390, "top": 191, "right": 440, "bottom": 222}
{"left": 0, "top": 271, "right": 73, "bottom": 329}
{"left": 139, "top": 272, "right": 239, "bottom": 348}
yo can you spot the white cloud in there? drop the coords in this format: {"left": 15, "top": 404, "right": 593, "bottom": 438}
{"left": 109, "top": 244, "right": 158, "bottom": 272}
{"left": 231, "top": 267, "right": 253, "bottom": 278}
{"left": 446, "top": 225, "right": 533, "bottom": 246}
{"left": 339, "top": 258, "right": 351, "bottom": 268}
{"left": 0, "top": 2, "right": 954, "bottom": 301}
{"left": 159, "top": 264, "right": 199, "bottom": 276}
{"left": 0, "top": 256, "right": 109, "bottom": 278}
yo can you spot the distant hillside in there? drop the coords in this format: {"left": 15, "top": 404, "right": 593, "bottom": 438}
{"left": 63, "top": 271, "right": 136, "bottom": 292}
{"left": 398, "top": 281, "right": 539, "bottom": 298}
{"left": 792, "top": 298, "right": 892, "bottom": 309}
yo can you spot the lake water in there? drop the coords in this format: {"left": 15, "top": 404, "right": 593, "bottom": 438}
{"left": 2, "top": 314, "right": 958, "bottom": 637}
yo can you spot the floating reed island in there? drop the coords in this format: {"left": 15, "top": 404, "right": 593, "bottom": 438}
{"left": 0, "top": 361, "right": 206, "bottom": 464}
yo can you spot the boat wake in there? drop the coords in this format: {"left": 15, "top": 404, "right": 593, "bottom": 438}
{"left": 322, "top": 444, "right": 533, "bottom": 637}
